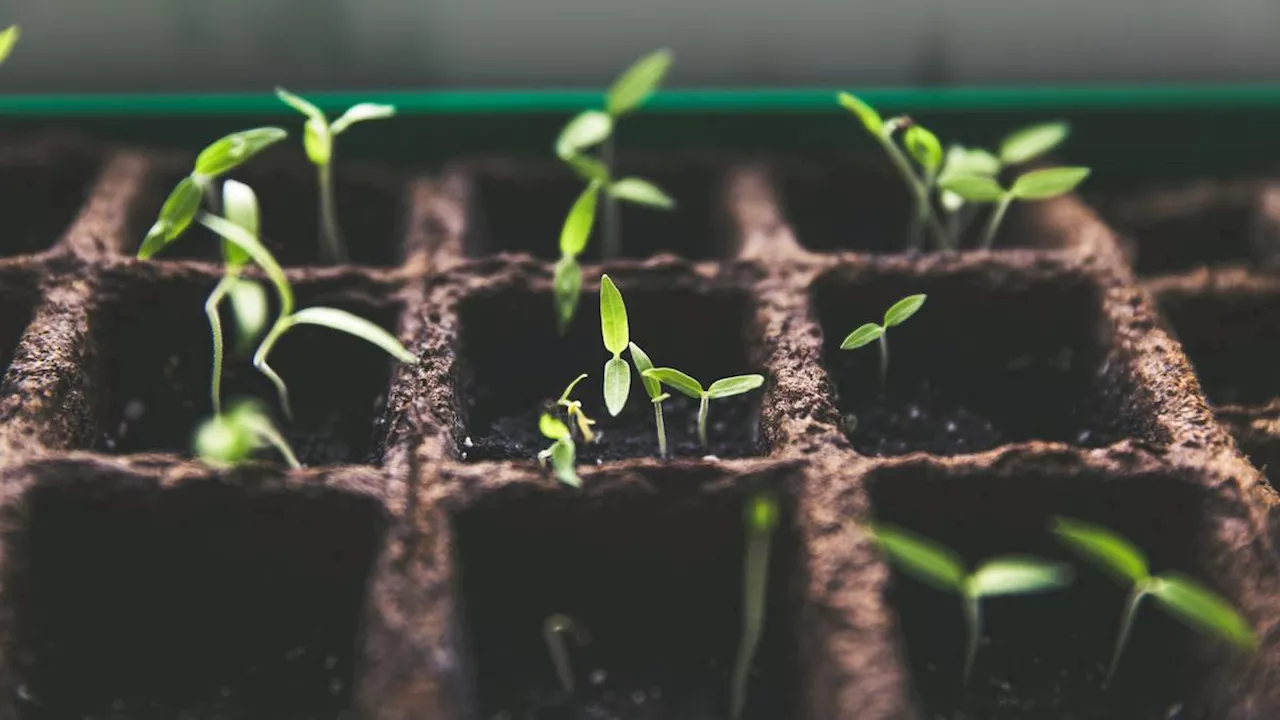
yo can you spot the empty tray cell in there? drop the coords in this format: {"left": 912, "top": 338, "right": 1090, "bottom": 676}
{"left": 453, "top": 476, "right": 799, "bottom": 718}
{"left": 457, "top": 278, "right": 764, "bottom": 461}
{"left": 813, "top": 264, "right": 1142, "bottom": 456}
{"left": 7, "top": 471, "right": 386, "bottom": 719}
{"left": 91, "top": 268, "right": 404, "bottom": 465}
{"left": 0, "top": 139, "right": 101, "bottom": 257}
{"left": 0, "top": 268, "right": 35, "bottom": 381}
{"left": 463, "top": 160, "right": 723, "bottom": 260}
{"left": 867, "top": 459, "right": 1226, "bottom": 719}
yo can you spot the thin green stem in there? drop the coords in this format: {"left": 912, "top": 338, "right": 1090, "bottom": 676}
{"left": 730, "top": 498, "right": 776, "bottom": 720}
{"left": 1105, "top": 585, "right": 1148, "bottom": 688}
{"left": 880, "top": 136, "right": 946, "bottom": 249}
{"left": 247, "top": 415, "right": 302, "bottom": 469}
{"left": 878, "top": 333, "right": 889, "bottom": 387}
{"left": 653, "top": 400, "right": 668, "bottom": 458}
{"left": 318, "top": 161, "right": 348, "bottom": 263}
{"left": 601, "top": 135, "right": 621, "bottom": 259}
{"left": 980, "top": 194, "right": 1015, "bottom": 250}
{"left": 204, "top": 274, "right": 237, "bottom": 416}
{"left": 698, "top": 394, "right": 709, "bottom": 449}
{"left": 962, "top": 592, "right": 981, "bottom": 685}
{"left": 253, "top": 317, "right": 296, "bottom": 420}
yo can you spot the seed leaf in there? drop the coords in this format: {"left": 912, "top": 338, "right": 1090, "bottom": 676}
{"left": 607, "top": 49, "right": 673, "bottom": 116}
{"left": 642, "top": 368, "right": 704, "bottom": 399}
{"left": 868, "top": 523, "right": 965, "bottom": 592}
{"left": 706, "top": 374, "right": 765, "bottom": 399}
{"left": 194, "top": 413, "right": 253, "bottom": 466}
{"left": 1011, "top": 167, "right": 1090, "bottom": 200}
{"left": 969, "top": 556, "right": 1073, "bottom": 598}
{"left": 628, "top": 342, "right": 661, "bottom": 399}
{"left": 837, "top": 92, "right": 883, "bottom": 136}
{"left": 275, "top": 87, "right": 327, "bottom": 125}
{"left": 287, "top": 307, "right": 418, "bottom": 364}
{"left": 303, "top": 117, "right": 332, "bottom": 166}
{"left": 1150, "top": 574, "right": 1256, "bottom": 651}
{"left": 1051, "top": 516, "right": 1149, "bottom": 584}
{"left": 198, "top": 213, "right": 294, "bottom": 315}
{"left": 553, "top": 256, "right": 583, "bottom": 333}
{"left": 560, "top": 183, "right": 600, "bottom": 257}
{"left": 549, "top": 439, "right": 581, "bottom": 487}
{"left": 840, "top": 323, "right": 883, "bottom": 350}
{"left": 0, "top": 25, "right": 19, "bottom": 65}
{"left": 884, "top": 294, "right": 926, "bottom": 327}
{"left": 194, "top": 127, "right": 288, "bottom": 178}
{"left": 600, "top": 274, "right": 629, "bottom": 355}
{"left": 942, "top": 145, "right": 1001, "bottom": 180}
{"left": 939, "top": 174, "right": 1006, "bottom": 203}
{"left": 139, "top": 176, "right": 204, "bottom": 258}
{"left": 540, "top": 412, "right": 571, "bottom": 441}
{"left": 556, "top": 110, "right": 613, "bottom": 160}
{"left": 227, "top": 278, "right": 269, "bottom": 350}
{"left": 1000, "top": 121, "right": 1070, "bottom": 166}
{"left": 609, "top": 177, "right": 675, "bottom": 209}
{"left": 332, "top": 103, "right": 396, "bottom": 135}
{"left": 221, "top": 179, "right": 258, "bottom": 267}
{"left": 565, "top": 153, "right": 611, "bottom": 184}
{"left": 604, "top": 357, "right": 631, "bottom": 416}
{"left": 905, "top": 126, "right": 943, "bottom": 175}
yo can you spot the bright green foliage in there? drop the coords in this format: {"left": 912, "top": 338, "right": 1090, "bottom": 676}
{"left": 628, "top": 341, "right": 670, "bottom": 457}
{"left": 0, "top": 26, "right": 19, "bottom": 66}
{"left": 840, "top": 294, "right": 926, "bottom": 385}
{"left": 555, "top": 373, "right": 597, "bottom": 443}
{"left": 1000, "top": 121, "right": 1070, "bottom": 166}
{"left": 607, "top": 49, "right": 673, "bottom": 116}
{"left": 730, "top": 491, "right": 780, "bottom": 720}
{"left": 641, "top": 368, "right": 764, "bottom": 449}
{"left": 276, "top": 88, "right": 396, "bottom": 263}
{"left": 869, "top": 523, "right": 1072, "bottom": 683}
{"left": 194, "top": 398, "right": 300, "bottom": 469}
{"left": 537, "top": 414, "right": 581, "bottom": 488}
{"left": 1052, "top": 517, "right": 1255, "bottom": 686}
{"left": 599, "top": 275, "right": 632, "bottom": 416}
{"left": 543, "top": 614, "right": 591, "bottom": 694}
{"left": 940, "top": 166, "right": 1090, "bottom": 249}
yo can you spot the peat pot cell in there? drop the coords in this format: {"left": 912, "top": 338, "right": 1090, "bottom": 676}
{"left": 868, "top": 463, "right": 1223, "bottom": 719}
{"left": 8, "top": 475, "right": 385, "bottom": 720}
{"left": 458, "top": 283, "right": 764, "bottom": 461}
{"left": 454, "top": 479, "right": 800, "bottom": 719}
{"left": 814, "top": 269, "right": 1141, "bottom": 456}
{"left": 139, "top": 160, "right": 406, "bottom": 267}
{"left": 0, "top": 141, "right": 101, "bottom": 257}
{"left": 0, "top": 270, "right": 35, "bottom": 381}
{"left": 92, "top": 272, "right": 402, "bottom": 465}
{"left": 1155, "top": 287, "right": 1280, "bottom": 407}
{"left": 463, "top": 162, "right": 723, "bottom": 261}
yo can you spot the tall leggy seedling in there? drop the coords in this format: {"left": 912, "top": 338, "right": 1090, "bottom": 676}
{"left": 940, "top": 166, "right": 1090, "bottom": 250}
{"left": 1051, "top": 517, "right": 1256, "bottom": 686}
{"left": 276, "top": 88, "right": 396, "bottom": 263}
{"left": 730, "top": 491, "right": 779, "bottom": 720}
{"left": 641, "top": 368, "right": 763, "bottom": 449}
{"left": 840, "top": 294, "right": 926, "bottom": 385}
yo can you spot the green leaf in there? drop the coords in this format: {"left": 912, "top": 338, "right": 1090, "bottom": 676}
{"left": 1011, "top": 166, "right": 1091, "bottom": 200}
{"left": 607, "top": 49, "right": 673, "bottom": 116}
{"left": 540, "top": 412, "right": 571, "bottom": 441}
{"left": 904, "top": 126, "right": 943, "bottom": 175}
{"left": 303, "top": 117, "right": 332, "bottom": 166}
{"left": 839, "top": 323, "right": 883, "bottom": 350}
{"left": 939, "top": 174, "right": 1006, "bottom": 203}
{"left": 556, "top": 110, "right": 613, "bottom": 160}
{"left": 221, "top": 179, "right": 258, "bottom": 267}
{"left": 609, "top": 177, "right": 675, "bottom": 209}
{"left": 331, "top": 102, "right": 396, "bottom": 135}
{"left": 868, "top": 523, "right": 965, "bottom": 592}
{"left": 1051, "top": 516, "right": 1149, "bottom": 585}
{"left": 227, "top": 278, "right": 269, "bottom": 351}
{"left": 198, "top": 213, "right": 294, "bottom": 315}
{"left": 1149, "top": 574, "right": 1256, "bottom": 651}
{"left": 837, "top": 92, "right": 883, "bottom": 136}
{"left": 138, "top": 176, "right": 204, "bottom": 258}
{"left": 942, "top": 145, "right": 1001, "bottom": 179}
{"left": 642, "top": 368, "right": 704, "bottom": 399}
{"left": 560, "top": 183, "right": 600, "bottom": 257}
{"left": 194, "top": 127, "right": 288, "bottom": 178}
{"left": 1000, "top": 121, "right": 1070, "bottom": 166}
{"left": 564, "top": 153, "right": 611, "bottom": 184}
{"left": 553, "top": 255, "right": 583, "bottom": 333}
{"left": 287, "top": 307, "right": 418, "bottom": 364}
{"left": 194, "top": 413, "right": 253, "bottom": 466}
{"left": 884, "top": 294, "right": 926, "bottom": 327}
{"left": 0, "top": 25, "right": 19, "bottom": 66}
{"left": 549, "top": 438, "right": 581, "bottom": 488}
{"left": 600, "top": 274, "right": 630, "bottom": 355}
{"left": 968, "top": 556, "right": 1073, "bottom": 598}
{"left": 706, "top": 374, "right": 765, "bottom": 399}
{"left": 629, "top": 342, "right": 661, "bottom": 399}
{"left": 275, "top": 87, "right": 327, "bottom": 125}
{"left": 604, "top": 356, "right": 631, "bottom": 417}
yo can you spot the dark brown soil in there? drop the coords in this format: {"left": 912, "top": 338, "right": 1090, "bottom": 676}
{"left": 0, "top": 138, "right": 102, "bottom": 257}
{"left": 0, "top": 268, "right": 36, "bottom": 381}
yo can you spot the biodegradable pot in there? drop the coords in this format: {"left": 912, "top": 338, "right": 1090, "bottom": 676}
{"left": 0, "top": 138, "right": 1274, "bottom": 720}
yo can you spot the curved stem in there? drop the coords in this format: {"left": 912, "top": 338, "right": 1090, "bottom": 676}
{"left": 318, "top": 161, "right": 348, "bottom": 263}
{"left": 698, "top": 394, "right": 710, "bottom": 449}
{"left": 253, "top": 316, "right": 296, "bottom": 420}
{"left": 543, "top": 614, "right": 590, "bottom": 695}
{"left": 962, "top": 592, "right": 981, "bottom": 685}
{"left": 246, "top": 414, "right": 301, "bottom": 469}
{"left": 204, "top": 274, "right": 238, "bottom": 416}
{"left": 653, "top": 400, "right": 668, "bottom": 459}
{"left": 980, "top": 194, "right": 1014, "bottom": 250}
{"left": 1106, "top": 585, "right": 1147, "bottom": 688}
{"left": 880, "top": 137, "right": 946, "bottom": 248}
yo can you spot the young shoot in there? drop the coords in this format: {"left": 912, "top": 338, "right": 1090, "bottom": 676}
{"left": 275, "top": 88, "right": 396, "bottom": 262}
{"left": 553, "top": 372, "right": 597, "bottom": 443}
{"left": 537, "top": 413, "right": 581, "bottom": 488}
{"left": 543, "top": 614, "right": 591, "bottom": 695}
{"left": 840, "top": 294, "right": 926, "bottom": 385}
{"left": 0, "top": 25, "right": 20, "bottom": 66}
{"left": 730, "top": 491, "right": 779, "bottom": 720}
{"left": 553, "top": 182, "right": 599, "bottom": 333}
{"left": 869, "top": 523, "right": 1073, "bottom": 683}
{"left": 628, "top": 341, "right": 670, "bottom": 458}
{"left": 641, "top": 368, "right": 764, "bottom": 449}
{"left": 940, "top": 166, "right": 1091, "bottom": 250}
{"left": 599, "top": 274, "right": 632, "bottom": 416}
{"left": 1051, "top": 517, "right": 1256, "bottom": 686}
{"left": 194, "top": 398, "right": 300, "bottom": 469}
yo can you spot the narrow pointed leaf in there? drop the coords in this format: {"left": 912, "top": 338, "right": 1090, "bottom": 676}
{"left": 0, "top": 26, "right": 20, "bottom": 65}
{"left": 840, "top": 323, "right": 883, "bottom": 350}
{"left": 706, "top": 374, "right": 765, "bottom": 399}
{"left": 1011, "top": 167, "right": 1091, "bottom": 200}
{"left": 629, "top": 342, "right": 661, "bottom": 399}
{"left": 600, "top": 274, "right": 629, "bottom": 355}
{"left": 275, "top": 87, "right": 327, "bottom": 125}
{"left": 198, "top": 213, "right": 294, "bottom": 315}
{"left": 609, "top": 177, "right": 675, "bottom": 209}
{"left": 139, "top": 176, "right": 204, "bottom": 258}
{"left": 904, "top": 126, "right": 943, "bottom": 175}
{"left": 560, "top": 184, "right": 599, "bottom": 257}
{"left": 331, "top": 103, "right": 396, "bottom": 134}
{"left": 837, "top": 92, "right": 883, "bottom": 136}
{"left": 969, "top": 556, "right": 1073, "bottom": 597}
{"left": 194, "top": 127, "right": 288, "bottom": 178}
{"left": 884, "top": 294, "right": 926, "bottom": 327}
{"left": 642, "top": 368, "right": 703, "bottom": 399}
{"left": 939, "top": 174, "right": 1006, "bottom": 203}
{"left": 1000, "top": 121, "right": 1070, "bottom": 166}
{"left": 1051, "top": 516, "right": 1149, "bottom": 584}
{"left": 227, "top": 278, "right": 269, "bottom": 350}
{"left": 286, "top": 307, "right": 418, "bottom": 364}
{"left": 556, "top": 110, "right": 613, "bottom": 159}
{"left": 549, "top": 439, "right": 581, "bottom": 487}
{"left": 942, "top": 145, "right": 1000, "bottom": 180}
{"left": 554, "top": 255, "right": 583, "bottom": 333}
{"left": 868, "top": 524, "right": 965, "bottom": 592}
{"left": 1150, "top": 574, "right": 1256, "bottom": 651}
{"left": 604, "top": 357, "right": 631, "bottom": 416}
{"left": 607, "top": 49, "right": 673, "bottom": 116}
{"left": 221, "top": 179, "right": 258, "bottom": 267}
{"left": 540, "top": 413, "right": 571, "bottom": 441}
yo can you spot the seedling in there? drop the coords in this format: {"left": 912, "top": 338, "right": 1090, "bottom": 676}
{"left": 543, "top": 614, "right": 591, "bottom": 695}
{"left": 730, "top": 491, "right": 779, "bottom": 720}
{"left": 552, "top": 372, "right": 597, "bottom": 444}
{"left": 840, "top": 294, "right": 926, "bottom": 385}
{"left": 194, "top": 398, "right": 300, "bottom": 469}
{"left": 868, "top": 523, "right": 1073, "bottom": 683}
{"left": 0, "top": 25, "right": 20, "bottom": 66}
{"left": 641, "top": 368, "right": 764, "bottom": 449}
{"left": 628, "top": 341, "right": 670, "bottom": 457}
{"left": 275, "top": 88, "right": 396, "bottom": 262}
{"left": 537, "top": 413, "right": 581, "bottom": 488}
{"left": 599, "top": 274, "right": 633, "bottom": 416}
{"left": 940, "top": 166, "right": 1091, "bottom": 250}
{"left": 553, "top": 183, "right": 599, "bottom": 333}
{"left": 1051, "top": 517, "right": 1256, "bottom": 686}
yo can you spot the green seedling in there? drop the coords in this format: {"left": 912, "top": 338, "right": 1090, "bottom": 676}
{"left": 275, "top": 88, "right": 396, "bottom": 263}
{"left": 537, "top": 413, "right": 581, "bottom": 488}
{"left": 543, "top": 613, "right": 591, "bottom": 695}
{"left": 628, "top": 341, "right": 670, "bottom": 458}
{"left": 553, "top": 182, "right": 599, "bottom": 333}
{"left": 0, "top": 25, "right": 20, "bottom": 66}
{"left": 840, "top": 294, "right": 926, "bottom": 385}
{"left": 641, "top": 368, "right": 764, "bottom": 449}
{"left": 1051, "top": 517, "right": 1256, "bottom": 686}
{"left": 869, "top": 523, "right": 1073, "bottom": 684}
{"left": 194, "top": 398, "right": 300, "bottom": 469}
{"left": 940, "top": 166, "right": 1090, "bottom": 250}
{"left": 730, "top": 491, "right": 779, "bottom": 720}
{"left": 554, "top": 373, "right": 597, "bottom": 443}
{"left": 599, "top": 274, "right": 632, "bottom": 416}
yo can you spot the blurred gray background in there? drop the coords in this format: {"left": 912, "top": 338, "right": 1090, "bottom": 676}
{"left": 3, "top": 0, "right": 1280, "bottom": 92}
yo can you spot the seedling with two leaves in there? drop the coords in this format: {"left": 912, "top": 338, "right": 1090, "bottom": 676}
{"left": 642, "top": 368, "right": 764, "bottom": 450}
{"left": 840, "top": 294, "right": 926, "bottom": 385}
{"left": 537, "top": 373, "right": 599, "bottom": 487}
{"left": 940, "top": 166, "right": 1091, "bottom": 250}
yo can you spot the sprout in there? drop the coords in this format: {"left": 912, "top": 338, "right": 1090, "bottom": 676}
{"left": 275, "top": 88, "right": 396, "bottom": 263}
{"left": 730, "top": 491, "right": 779, "bottom": 720}
{"left": 840, "top": 294, "right": 926, "bottom": 385}
{"left": 641, "top": 368, "right": 764, "bottom": 449}
{"left": 599, "top": 274, "right": 633, "bottom": 416}
{"left": 543, "top": 614, "right": 591, "bottom": 695}
{"left": 553, "top": 373, "right": 597, "bottom": 443}
{"left": 194, "top": 398, "right": 300, "bottom": 469}
{"left": 1051, "top": 517, "right": 1256, "bottom": 686}
{"left": 869, "top": 523, "right": 1073, "bottom": 683}
{"left": 0, "top": 25, "right": 19, "bottom": 66}
{"left": 628, "top": 341, "right": 670, "bottom": 458}
{"left": 940, "top": 166, "right": 1091, "bottom": 250}
{"left": 537, "top": 413, "right": 581, "bottom": 488}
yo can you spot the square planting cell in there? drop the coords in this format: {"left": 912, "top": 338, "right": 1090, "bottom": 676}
{"left": 867, "top": 460, "right": 1225, "bottom": 719}
{"left": 91, "top": 269, "right": 403, "bottom": 465}
{"left": 7, "top": 472, "right": 386, "bottom": 719}
{"left": 453, "top": 476, "right": 800, "bottom": 718}
{"left": 0, "top": 139, "right": 101, "bottom": 257}
{"left": 813, "top": 265, "right": 1144, "bottom": 456}
{"left": 0, "top": 268, "right": 35, "bottom": 380}
{"left": 457, "top": 279, "right": 764, "bottom": 461}
{"left": 462, "top": 160, "right": 724, "bottom": 260}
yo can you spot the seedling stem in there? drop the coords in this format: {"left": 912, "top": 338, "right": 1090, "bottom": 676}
{"left": 730, "top": 491, "right": 779, "bottom": 720}
{"left": 641, "top": 368, "right": 764, "bottom": 449}
{"left": 980, "top": 194, "right": 1015, "bottom": 250}
{"left": 543, "top": 614, "right": 590, "bottom": 695}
